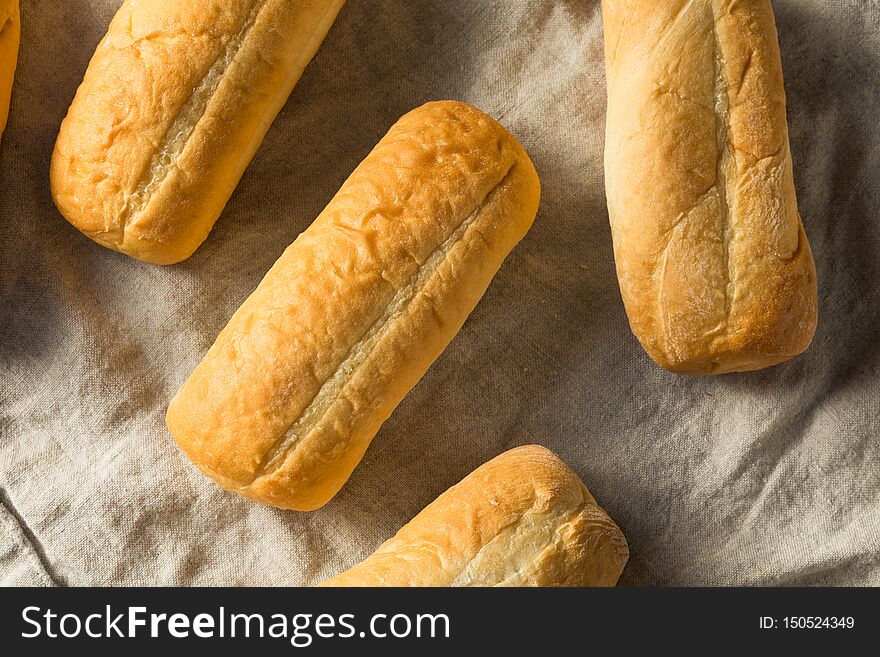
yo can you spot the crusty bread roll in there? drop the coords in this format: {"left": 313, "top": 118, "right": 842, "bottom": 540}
{"left": 0, "top": 0, "right": 19, "bottom": 143}
{"left": 50, "top": 0, "right": 346, "bottom": 265}
{"left": 167, "top": 101, "right": 541, "bottom": 511}
{"left": 602, "top": 0, "right": 817, "bottom": 374}
{"left": 321, "top": 446, "right": 629, "bottom": 587}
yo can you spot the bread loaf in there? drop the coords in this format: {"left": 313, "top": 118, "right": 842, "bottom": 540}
{"left": 50, "top": 0, "right": 346, "bottom": 264}
{"left": 166, "top": 101, "right": 541, "bottom": 510}
{"left": 0, "top": 0, "right": 18, "bottom": 142}
{"left": 322, "top": 446, "right": 629, "bottom": 587}
{"left": 602, "top": 0, "right": 817, "bottom": 374}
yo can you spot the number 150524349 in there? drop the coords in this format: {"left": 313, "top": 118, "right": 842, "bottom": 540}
{"left": 759, "top": 617, "right": 855, "bottom": 629}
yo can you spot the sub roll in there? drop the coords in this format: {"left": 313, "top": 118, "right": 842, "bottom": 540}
{"left": 0, "top": 0, "right": 18, "bottom": 142}
{"left": 601, "top": 0, "right": 817, "bottom": 374}
{"left": 167, "top": 101, "right": 541, "bottom": 511}
{"left": 321, "top": 446, "right": 629, "bottom": 587}
{"left": 50, "top": 0, "right": 346, "bottom": 264}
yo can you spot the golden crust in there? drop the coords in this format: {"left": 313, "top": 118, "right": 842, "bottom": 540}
{"left": 0, "top": 0, "right": 19, "bottom": 142}
{"left": 166, "top": 101, "right": 542, "bottom": 510}
{"left": 50, "top": 0, "right": 345, "bottom": 264}
{"left": 602, "top": 0, "right": 817, "bottom": 374}
{"left": 321, "top": 446, "right": 629, "bottom": 587}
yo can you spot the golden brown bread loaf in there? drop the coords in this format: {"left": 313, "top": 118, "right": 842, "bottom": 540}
{"left": 321, "top": 446, "right": 629, "bottom": 587}
{"left": 50, "top": 0, "right": 346, "bottom": 264}
{"left": 166, "top": 101, "right": 541, "bottom": 511}
{"left": 0, "top": 0, "right": 18, "bottom": 142}
{"left": 602, "top": 0, "right": 817, "bottom": 374}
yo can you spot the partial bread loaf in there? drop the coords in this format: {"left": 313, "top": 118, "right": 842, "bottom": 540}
{"left": 166, "top": 101, "right": 541, "bottom": 511}
{"left": 0, "top": 0, "right": 18, "bottom": 142}
{"left": 321, "top": 446, "right": 629, "bottom": 587}
{"left": 602, "top": 0, "right": 817, "bottom": 374}
{"left": 50, "top": 0, "right": 345, "bottom": 264}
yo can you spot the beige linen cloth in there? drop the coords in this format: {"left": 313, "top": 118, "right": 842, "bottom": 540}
{"left": 1, "top": 0, "right": 878, "bottom": 587}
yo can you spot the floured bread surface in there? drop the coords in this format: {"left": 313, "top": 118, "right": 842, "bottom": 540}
{"left": 602, "top": 0, "right": 817, "bottom": 374}
{"left": 321, "top": 446, "right": 629, "bottom": 587}
{"left": 0, "top": 0, "right": 19, "bottom": 141}
{"left": 50, "top": 0, "right": 346, "bottom": 264}
{"left": 166, "top": 101, "right": 542, "bottom": 510}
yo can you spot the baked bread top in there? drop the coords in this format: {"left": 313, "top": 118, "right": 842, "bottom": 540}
{"left": 51, "top": 0, "right": 345, "bottom": 263}
{"left": 322, "top": 445, "right": 629, "bottom": 587}
{"left": 0, "top": 0, "right": 19, "bottom": 140}
{"left": 167, "top": 101, "right": 541, "bottom": 510}
{"left": 603, "top": 0, "right": 817, "bottom": 373}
